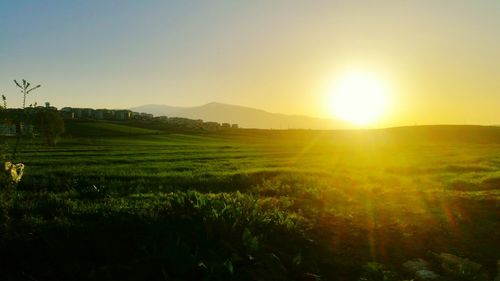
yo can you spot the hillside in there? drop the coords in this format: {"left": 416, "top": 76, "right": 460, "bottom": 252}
{"left": 63, "top": 119, "right": 500, "bottom": 147}
{"left": 132, "top": 102, "right": 350, "bottom": 129}
{"left": 64, "top": 120, "right": 161, "bottom": 137}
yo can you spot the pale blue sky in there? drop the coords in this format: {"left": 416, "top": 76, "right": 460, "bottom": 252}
{"left": 1, "top": 1, "right": 499, "bottom": 125}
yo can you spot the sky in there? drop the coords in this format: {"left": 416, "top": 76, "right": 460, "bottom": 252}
{"left": 1, "top": 0, "right": 499, "bottom": 127}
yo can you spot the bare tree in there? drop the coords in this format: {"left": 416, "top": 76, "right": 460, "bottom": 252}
{"left": 11, "top": 80, "right": 41, "bottom": 160}
{"left": 14, "top": 79, "right": 41, "bottom": 108}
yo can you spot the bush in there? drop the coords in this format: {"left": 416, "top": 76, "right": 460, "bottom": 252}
{"left": 33, "top": 110, "right": 65, "bottom": 146}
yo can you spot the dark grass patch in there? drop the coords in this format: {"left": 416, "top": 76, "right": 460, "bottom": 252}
{"left": 0, "top": 191, "right": 330, "bottom": 281}
{"left": 480, "top": 176, "right": 500, "bottom": 190}
{"left": 448, "top": 177, "right": 500, "bottom": 191}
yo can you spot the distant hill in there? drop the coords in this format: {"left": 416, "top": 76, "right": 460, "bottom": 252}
{"left": 131, "top": 102, "right": 350, "bottom": 129}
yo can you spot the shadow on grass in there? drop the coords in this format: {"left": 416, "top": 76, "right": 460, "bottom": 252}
{"left": 0, "top": 190, "right": 340, "bottom": 281}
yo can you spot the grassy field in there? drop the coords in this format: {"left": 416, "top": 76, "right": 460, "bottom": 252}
{"left": 1, "top": 122, "right": 499, "bottom": 280}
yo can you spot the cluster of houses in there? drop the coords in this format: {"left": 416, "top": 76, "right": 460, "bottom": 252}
{"left": 59, "top": 107, "right": 238, "bottom": 131}
{"left": 157, "top": 116, "right": 238, "bottom": 131}
{"left": 1, "top": 104, "right": 239, "bottom": 135}
{"left": 60, "top": 107, "right": 153, "bottom": 121}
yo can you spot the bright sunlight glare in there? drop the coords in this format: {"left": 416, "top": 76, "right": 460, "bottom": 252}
{"left": 329, "top": 71, "right": 390, "bottom": 126}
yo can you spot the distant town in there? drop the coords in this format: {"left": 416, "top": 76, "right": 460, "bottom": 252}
{"left": 0, "top": 103, "right": 239, "bottom": 136}
{"left": 59, "top": 106, "right": 239, "bottom": 131}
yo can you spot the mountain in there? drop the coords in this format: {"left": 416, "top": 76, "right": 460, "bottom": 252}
{"left": 131, "top": 102, "right": 350, "bottom": 129}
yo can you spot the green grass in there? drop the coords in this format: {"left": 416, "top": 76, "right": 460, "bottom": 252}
{"left": 64, "top": 119, "right": 162, "bottom": 137}
{"left": 1, "top": 123, "right": 499, "bottom": 280}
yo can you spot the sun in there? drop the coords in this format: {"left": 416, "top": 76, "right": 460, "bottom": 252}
{"left": 328, "top": 71, "right": 390, "bottom": 126}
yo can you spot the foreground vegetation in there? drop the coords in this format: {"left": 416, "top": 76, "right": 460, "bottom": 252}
{"left": 1, "top": 123, "right": 499, "bottom": 280}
